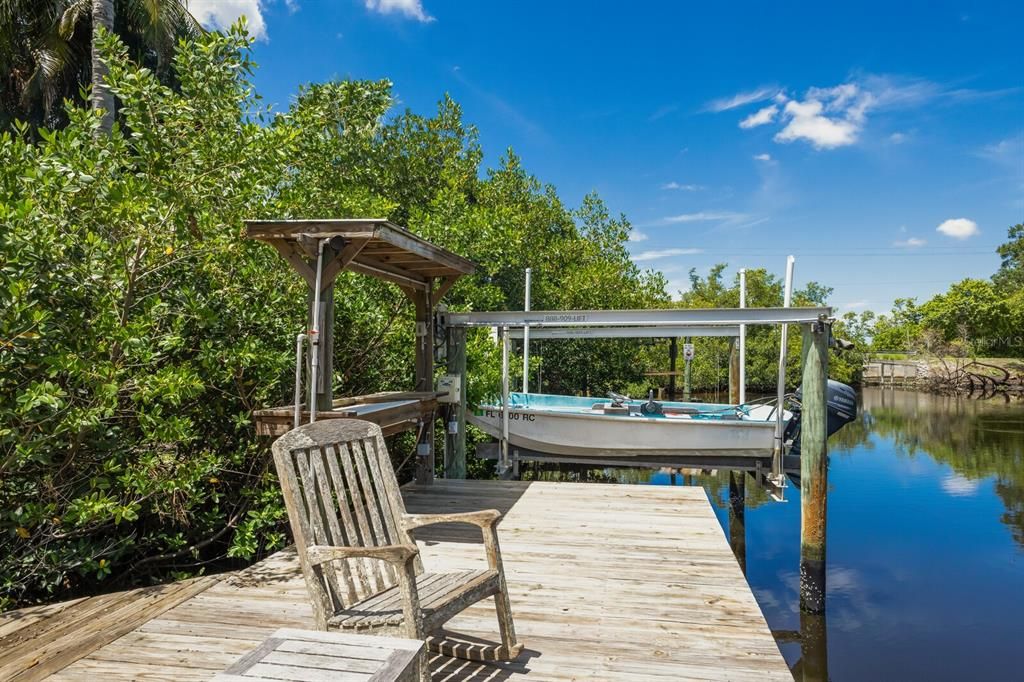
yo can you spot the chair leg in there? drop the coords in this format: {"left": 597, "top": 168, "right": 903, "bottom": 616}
{"left": 416, "top": 648, "right": 431, "bottom": 682}
{"left": 395, "top": 559, "right": 429, "bottom": 681}
{"left": 493, "top": 590, "right": 523, "bottom": 660}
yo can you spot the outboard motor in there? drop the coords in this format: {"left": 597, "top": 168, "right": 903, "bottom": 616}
{"left": 784, "top": 380, "right": 857, "bottom": 454}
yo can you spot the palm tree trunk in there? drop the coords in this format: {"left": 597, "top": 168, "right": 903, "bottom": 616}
{"left": 91, "top": 0, "right": 116, "bottom": 135}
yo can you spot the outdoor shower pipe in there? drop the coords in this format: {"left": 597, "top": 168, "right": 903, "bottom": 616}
{"left": 308, "top": 239, "right": 327, "bottom": 424}
{"left": 294, "top": 332, "right": 307, "bottom": 429}
{"left": 772, "top": 255, "right": 796, "bottom": 472}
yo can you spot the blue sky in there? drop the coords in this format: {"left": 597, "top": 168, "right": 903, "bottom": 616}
{"left": 189, "top": 0, "right": 1023, "bottom": 314}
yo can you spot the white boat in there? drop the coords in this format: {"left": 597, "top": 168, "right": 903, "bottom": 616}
{"left": 468, "top": 392, "right": 789, "bottom": 458}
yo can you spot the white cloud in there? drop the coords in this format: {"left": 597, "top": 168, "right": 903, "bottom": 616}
{"left": 628, "top": 230, "right": 648, "bottom": 242}
{"left": 936, "top": 218, "right": 979, "bottom": 239}
{"left": 664, "top": 279, "right": 691, "bottom": 301}
{"left": 365, "top": 0, "right": 434, "bottom": 22}
{"left": 979, "top": 133, "right": 1023, "bottom": 165}
{"left": 733, "top": 216, "right": 771, "bottom": 230}
{"left": 727, "top": 74, "right": 1014, "bottom": 151}
{"left": 774, "top": 92, "right": 865, "bottom": 149}
{"left": 893, "top": 237, "right": 926, "bottom": 248}
{"left": 753, "top": 153, "right": 772, "bottom": 162}
{"left": 189, "top": 0, "right": 267, "bottom": 40}
{"left": 704, "top": 86, "right": 778, "bottom": 112}
{"left": 842, "top": 299, "right": 870, "bottom": 310}
{"left": 739, "top": 104, "right": 779, "bottom": 129}
{"left": 661, "top": 181, "right": 702, "bottom": 191}
{"left": 648, "top": 104, "right": 679, "bottom": 121}
{"left": 663, "top": 211, "right": 747, "bottom": 224}
{"left": 631, "top": 248, "right": 703, "bottom": 262}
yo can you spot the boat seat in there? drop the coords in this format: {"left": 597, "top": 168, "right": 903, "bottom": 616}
{"left": 592, "top": 402, "right": 630, "bottom": 415}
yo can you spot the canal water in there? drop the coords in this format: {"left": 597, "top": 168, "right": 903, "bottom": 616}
{"left": 521, "top": 387, "right": 1024, "bottom": 681}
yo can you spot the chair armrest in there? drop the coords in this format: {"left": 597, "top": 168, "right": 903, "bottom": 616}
{"left": 306, "top": 544, "right": 418, "bottom": 568}
{"left": 402, "top": 509, "right": 502, "bottom": 531}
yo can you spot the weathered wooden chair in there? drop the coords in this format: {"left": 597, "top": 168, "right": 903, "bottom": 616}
{"left": 272, "top": 420, "right": 522, "bottom": 679}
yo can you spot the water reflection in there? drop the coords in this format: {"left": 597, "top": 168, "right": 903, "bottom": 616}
{"left": 519, "top": 387, "right": 1024, "bottom": 681}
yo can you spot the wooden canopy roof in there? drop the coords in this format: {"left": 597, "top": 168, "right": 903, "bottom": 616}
{"left": 245, "top": 219, "right": 475, "bottom": 296}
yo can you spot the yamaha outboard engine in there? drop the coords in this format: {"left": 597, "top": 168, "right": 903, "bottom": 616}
{"left": 784, "top": 380, "right": 857, "bottom": 454}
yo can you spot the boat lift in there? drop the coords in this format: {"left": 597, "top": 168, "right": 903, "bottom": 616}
{"left": 438, "top": 302, "right": 832, "bottom": 497}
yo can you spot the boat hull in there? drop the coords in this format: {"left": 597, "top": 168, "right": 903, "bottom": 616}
{"left": 468, "top": 402, "right": 779, "bottom": 458}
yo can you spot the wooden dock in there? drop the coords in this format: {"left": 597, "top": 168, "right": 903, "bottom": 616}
{"left": 3, "top": 480, "right": 791, "bottom": 681}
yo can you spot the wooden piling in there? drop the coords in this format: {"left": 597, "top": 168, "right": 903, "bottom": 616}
{"left": 728, "top": 471, "right": 747, "bottom": 574}
{"left": 444, "top": 326, "right": 467, "bottom": 479}
{"left": 799, "top": 320, "right": 829, "bottom": 614}
{"left": 413, "top": 287, "right": 435, "bottom": 485}
{"left": 799, "top": 609, "right": 829, "bottom": 681}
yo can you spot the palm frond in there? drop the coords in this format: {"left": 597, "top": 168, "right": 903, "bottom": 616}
{"left": 57, "top": 0, "right": 90, "bottom": 40}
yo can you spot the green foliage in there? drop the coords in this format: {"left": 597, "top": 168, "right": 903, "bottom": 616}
{"left": 0, "top": 0, "right": 203, "bottom": 131}
{"left": 668, "top": 266, "right": 861, "bottom": 393}
{"left": 993, "top": 224, "right": 1024, "bottom": 294}
{"left": 0, "top": 24, "right": 666, "bottom": 610}
{"left": 859, "top": 225, "right": 1024, "bottom": 359}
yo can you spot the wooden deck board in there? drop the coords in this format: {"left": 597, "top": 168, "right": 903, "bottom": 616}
{"left": 9, "top": 480, "right": 789, "bottom": 681}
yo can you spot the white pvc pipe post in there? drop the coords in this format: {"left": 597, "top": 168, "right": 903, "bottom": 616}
{"left": 308, "top": 240, "right": 327, "bottom": 423}
{"left": 522, "top": 268, "right": 532, "bottom": 393}
{"left": 739, "top": 268, "right": 747, "bottom": 405}
{"left": 294, "top": 333, "right": 307, "bottom": 429}
{"left": 773, "top": 256, "right": 796, "bottom": 471}
{"left": 501, "top": 325, "right": 511, "bottom": 472}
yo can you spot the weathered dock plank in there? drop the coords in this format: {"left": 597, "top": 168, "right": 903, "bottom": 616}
{"left": 0, "top": 576, "right": 219, "bottom": 682}
{"left": 14, "top": 480, "right": 789, "bottom": 681}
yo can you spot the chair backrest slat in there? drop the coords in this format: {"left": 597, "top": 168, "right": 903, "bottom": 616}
{"left": 272, "top": 420, "right": 415, "bottom": 621}
{"left": 363, "top": 437, "right": 404, "bottom": 551}
{"left": 351, "top": 437, "right": 398, "bottom": 585}
{"left": 336, "top": 439, "right": 388, "bottom": 595}
{"left": 308, "top": 446, "right": 358, "bottom": 605}
{"left": 322, "top": 443, "right": 372, "bottom": 600}
{"left": 362, "top": 432, "right": 425, "bottom": 575}
{"left": 292, "top": 447, "right": 347, "bottom": 608}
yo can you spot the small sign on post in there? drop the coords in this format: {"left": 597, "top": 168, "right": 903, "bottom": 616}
{"left": 682, "top": 341, "right": 694, "bottom": 401}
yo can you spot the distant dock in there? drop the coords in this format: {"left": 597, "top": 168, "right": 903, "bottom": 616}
{"left": 862, "top": 359, "right": 923, "bottom": 386}
{"left": 3, "top": 480, "right": 790, "bottom": 681}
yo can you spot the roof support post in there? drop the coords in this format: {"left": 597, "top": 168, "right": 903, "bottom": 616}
{"left": 412, "top": 285, "right": 435, "bottom": 485}
{"left": 444, "top": 326, "right": 467, "bottom": 479}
